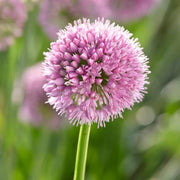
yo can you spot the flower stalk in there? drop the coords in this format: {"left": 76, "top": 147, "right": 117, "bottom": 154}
{"left": 73, "top": 124, "right": 91, "bottom": 180}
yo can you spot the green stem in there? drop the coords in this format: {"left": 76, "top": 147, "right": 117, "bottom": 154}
{"left": 73, "top": 124, "right": 91, "bottom": 180}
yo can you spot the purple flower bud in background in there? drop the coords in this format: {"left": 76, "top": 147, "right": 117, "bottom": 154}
{"left": 42, "top": 18, "right": 150, "bottom": 127}
{"left": 0, "top": 0, "right": 27, "bottom": 51}
{"left": 19, "top": 63, "right": 64, "bottom": 129}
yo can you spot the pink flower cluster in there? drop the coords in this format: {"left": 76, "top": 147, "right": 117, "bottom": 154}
{"left": 0, "top": 0, "right": 27, "bottom": 51}
{"left": 19, "top": 64, "right": 63, "bottom": 129}
{"left": 42, "top": 18, "right": 150, "bottom": 127}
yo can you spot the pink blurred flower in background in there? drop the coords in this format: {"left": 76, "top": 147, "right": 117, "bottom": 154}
{"left": 70, "top": 0, "right": 109, "bottom": 19}
{"left": 72, "top": 0, "right": 160, "bottom": 22}
{"left": 19, "top": 63, "right": 64, "bottom": 129}
{"left": 105, "top": 0, "right": 161, "bottom": 22}
{"left": 0, "top": 0, "right": 27, "bottom": 51}
{"left": 38, "top": 0, "right": 107, "bottom": 39}
{"left": 38, "top": 0, "right": 160, "bottom": 40}
{"left": 42, "top": 18, "right": 150, "bottom": 127}
{"left": 38, "top": 0, "right": 72, "bottom": 40}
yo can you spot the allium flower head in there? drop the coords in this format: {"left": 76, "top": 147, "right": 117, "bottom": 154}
{"left": 19, "top": 64, "right": 63, "bottom": 129}
{"left": 43, "top": 18, "right": 150, "bottom": 127}
{"left": 0, "top": 0, "right": 27, "bottom": 51}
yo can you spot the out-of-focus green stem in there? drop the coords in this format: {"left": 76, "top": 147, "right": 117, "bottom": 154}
{"left": 73, "top": 124, "right": 91, "bottom": 180}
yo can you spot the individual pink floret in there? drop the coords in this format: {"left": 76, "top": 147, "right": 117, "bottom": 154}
{"left": 42, "top": 18, "right": 150, "bottom": 127}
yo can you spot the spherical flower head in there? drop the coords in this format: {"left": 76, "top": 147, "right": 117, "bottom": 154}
{"left": 43, "top": 18, "right": 150, "bottom": 127}
{"left": 38, "top": 0, "right": 72, "bottom": 40}
{"left": 19, "top": 63, "right": 63, "bottom": 129}
{"left": 0, "top": 0, "right": 27, "bottom": 51}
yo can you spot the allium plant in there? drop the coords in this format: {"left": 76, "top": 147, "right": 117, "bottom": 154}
{"left": 0, "top": 0, "right": 27, "bottom": 51}
{"left": 19, "top": 64, "right": 63, "bottom": 129}
{"left": 42, "top": 18, "right": 150, "bottom": 180}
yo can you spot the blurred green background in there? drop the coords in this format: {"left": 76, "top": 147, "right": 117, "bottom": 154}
{"left": 1, "top": 0, "right": 180, "bottom": 179}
